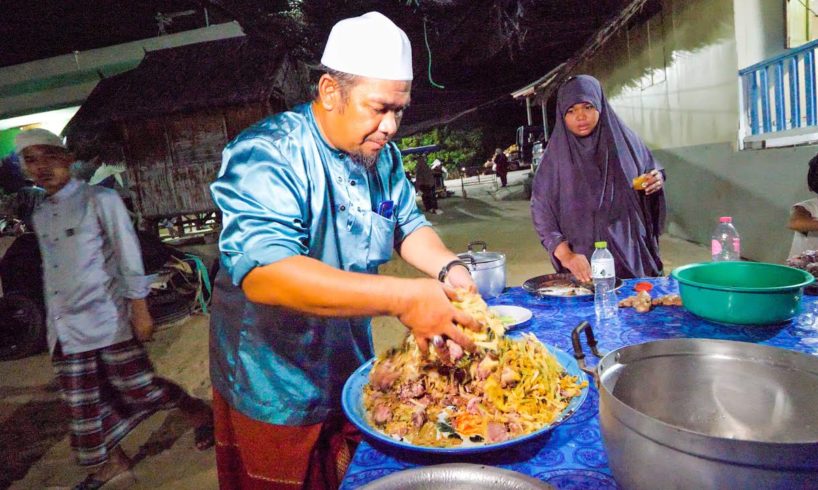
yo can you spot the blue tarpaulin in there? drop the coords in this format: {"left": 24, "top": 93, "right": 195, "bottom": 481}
{"left": 399, "top": 144, "right": 440, "bottom": 156}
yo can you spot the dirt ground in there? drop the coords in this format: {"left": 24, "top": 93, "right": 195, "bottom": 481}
{"left": 0, "top": 170, "right": 710, "bottom": 489}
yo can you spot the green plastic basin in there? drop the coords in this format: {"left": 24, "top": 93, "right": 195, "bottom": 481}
{"left": 670, "top": 262, "right": 815, "bottom": 325}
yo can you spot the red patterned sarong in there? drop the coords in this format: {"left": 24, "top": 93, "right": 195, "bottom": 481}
{"left": 52, "top": 339, "right": 181, "bottom": 466}
{"left": 213, "top": 389, "right": 361, "bottom": 490}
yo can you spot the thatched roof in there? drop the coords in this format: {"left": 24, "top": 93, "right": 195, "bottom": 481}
{"left": 64, "top": 36, "right": 311, "bottom": 148}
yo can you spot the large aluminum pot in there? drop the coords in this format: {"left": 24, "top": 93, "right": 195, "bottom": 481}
{"left": 458, "top": 241, "right": 506, "bottom": 299}
{"left": 571, "top": 322, "right": 818, "bottom": 489}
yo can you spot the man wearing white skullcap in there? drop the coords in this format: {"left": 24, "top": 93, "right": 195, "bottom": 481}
{"left": 15, "top": 128, "right": 215, "bottom": 488}
{"left": 209, "top": 11, "right": 478, "bottom": 488}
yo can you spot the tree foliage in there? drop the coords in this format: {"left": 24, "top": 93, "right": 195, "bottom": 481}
{"left": 399, "top": 126, "right": 484, "bottom": 176}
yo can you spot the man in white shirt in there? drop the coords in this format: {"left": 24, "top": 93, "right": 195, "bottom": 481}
{"left": 16, "top": 128, "right": 214, "bottom": 490}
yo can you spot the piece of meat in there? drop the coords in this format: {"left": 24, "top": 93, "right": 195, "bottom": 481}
{"left": 372, "top": 403, "right": 392, "bottom": 425}
{"left": 411, "top": 406, "right": 427, "bottom": 428}
{"left": 398, "top": 380, "right": 426, "bottom": 400}
{"left": 477, "top": 356, "right": 499, "bottom": 380}
{"left": 486, "top": 421, "right": 509, "bottom": 443}
{"left": 370, "top": 360, "right": 401, "bottom": 391}
{"left": 446, "top": 339, "right": 464, "bottom": 362}
{"left": 466, "top": 396, "right": 482, "bottom": 414}
{"left": 500, "top": 366, "right": 520, "bottom": 388}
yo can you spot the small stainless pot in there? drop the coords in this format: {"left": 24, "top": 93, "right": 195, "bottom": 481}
{"left": 458, "top": 240, "right": 506, "bottom": 298}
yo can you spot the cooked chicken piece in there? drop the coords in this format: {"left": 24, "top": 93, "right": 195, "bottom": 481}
{"left": 373, "top": 403, "right": 392, "bottom": 425}
{"left": 371, "top": 360, "right": 401, "bottom": 391}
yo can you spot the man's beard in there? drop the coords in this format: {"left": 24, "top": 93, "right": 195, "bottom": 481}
{"left": 350, "top": 150, "right": 379, "bottom": 169}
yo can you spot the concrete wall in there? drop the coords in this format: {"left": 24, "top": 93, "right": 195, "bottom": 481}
{"left": 573, "top": 0, "right": 817, "bottom": 263}
{"left": 734, "top": 0, "right": 787, "bottom": 68}
{"left": 656, "top": 142, "right": 814, "bottom": 262}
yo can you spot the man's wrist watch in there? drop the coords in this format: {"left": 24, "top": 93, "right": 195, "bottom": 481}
{"left": 438, "top": 259, "right": 471, "bottom": 282}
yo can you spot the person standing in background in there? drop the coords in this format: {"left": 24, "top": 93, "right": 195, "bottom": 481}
{"left": 788, "top": 153, "right": 818, "bottom": 258}
{"left": 531, "top": 75, "right": 666, "bottom": 281}
{"left": 15, "top": 128, "right": 214, "bottom": 490}
{"left": 493, "top": 148, "right": 509, "bottom": 187}
{"left": 415, "top": 157, "right": 442, "bottom": 215}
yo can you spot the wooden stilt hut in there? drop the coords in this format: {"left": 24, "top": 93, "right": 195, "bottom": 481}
{"left": 63, "top": 36, "right": 311, "bottom": 234}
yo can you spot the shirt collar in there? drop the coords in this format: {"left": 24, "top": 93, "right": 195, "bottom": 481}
{"left": 47, "top": 179, "right": 81, "bottom": 203}
{"left": 303, "top": 105, "right": 342, "bottom": 158}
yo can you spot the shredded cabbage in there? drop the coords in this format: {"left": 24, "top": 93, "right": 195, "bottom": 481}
{"left": 363, "top": 290, "right": 587, "bottom": 447}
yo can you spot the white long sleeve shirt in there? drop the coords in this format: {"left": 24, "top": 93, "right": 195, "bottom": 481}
{"left": 789, "top": 198, "right": 818, "bottom": 259}
{"left": 32, "top": 179, "right": 150, "bottom": 354}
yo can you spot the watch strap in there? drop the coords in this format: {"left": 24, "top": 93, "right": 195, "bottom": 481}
{"left": 438, "top": 259, "right": 470, "bottom": 282}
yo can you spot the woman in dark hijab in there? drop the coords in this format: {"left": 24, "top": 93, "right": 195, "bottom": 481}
{"left": 531, "top": 75, "right": 666, "bottom": 281}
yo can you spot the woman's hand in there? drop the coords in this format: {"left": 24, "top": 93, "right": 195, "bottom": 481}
{"left": 562, "top": 252, "right": 592, "bottom": 283}
{"left": 643, "top": 169, "right": 664, "bottom": 195}
{"left": 554, "top": 241, "right": 592, "bottom": 282}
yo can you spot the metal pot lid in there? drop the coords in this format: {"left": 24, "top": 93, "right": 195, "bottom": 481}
{"left": 458, "top": 250, "right": 505, "bottom": 266}
{"left": 459, "top": 240, "right": 506, "bottom": 266}
{"left": 599, "top": 338, "right": 818, "bottom": 444}
{"left": 360, "top": 463, "right": 554, "bottom": 490}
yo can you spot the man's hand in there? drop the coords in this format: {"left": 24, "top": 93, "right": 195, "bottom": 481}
{"left": 396, "top": 279, "right": 481, "bottom": 353}
{"left": 130, "top": 299, "right": 155, "bottom": 342}
{"left": 445, "top": 264, "right": 476, "bottom": 293}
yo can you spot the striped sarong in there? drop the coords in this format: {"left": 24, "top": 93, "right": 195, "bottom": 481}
{"left": 52, "top": 338, "right": 182, "bottom": 466}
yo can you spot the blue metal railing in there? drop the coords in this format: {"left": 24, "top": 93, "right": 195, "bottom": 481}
{"left": 739, "top": 38, "right": 818, "bottom": 136}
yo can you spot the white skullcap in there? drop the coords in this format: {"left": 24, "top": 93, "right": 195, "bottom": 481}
{"left": 15, "top": 128, "right": 66, "bottom": 153}
{"left": 321, "top": 11, "right": 413, "bottom": 81}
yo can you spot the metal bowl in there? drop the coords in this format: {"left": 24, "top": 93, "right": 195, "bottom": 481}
{"left": 671, "top": 262, "right": 815, "bottom": 325}
{"left": 360, "top": 463, "right": 554, "bottom": 489}
{"left": 572, "top": 323, "right": 818, "bottom": 489}
{"left": 341, "top": 344, "right": 588, "bottom": 455}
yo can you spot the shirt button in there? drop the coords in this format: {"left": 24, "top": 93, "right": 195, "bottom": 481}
{"left": 54, "top": 316, "right": 62, "bottom": 320}
{"left": 336, "top": 176, "right": 343, "bottom": 183}
{"left": 350, "top": 180, "right": 357, "bottom": 186}
{"left": 339, "top": 205, "right": 346, "bottom": 211}
{"left": 53, "top": 265, "right": 58, "bottom": 269}
{"left": 53, "top": 291, "right": 59, "bottom": 295}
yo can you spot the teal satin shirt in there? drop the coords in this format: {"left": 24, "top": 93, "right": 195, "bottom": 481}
{"left": 209, "top": 103, "right": 429, "bottom": 425}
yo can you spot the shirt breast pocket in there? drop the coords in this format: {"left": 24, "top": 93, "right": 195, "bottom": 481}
{"left": 366, "top": 212, "right": 396, "bottom": 269}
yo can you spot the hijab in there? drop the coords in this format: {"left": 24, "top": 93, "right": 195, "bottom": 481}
{"left": 531, "top": 75, "right": 666, "bottom": 277}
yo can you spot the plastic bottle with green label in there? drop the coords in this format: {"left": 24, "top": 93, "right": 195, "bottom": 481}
{"left": 591, "top": 241, "right": 617, "bottom": 320}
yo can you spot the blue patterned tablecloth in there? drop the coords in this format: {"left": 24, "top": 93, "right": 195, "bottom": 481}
{"left": 341, "top": 277, "right": 818, "bottom": 489}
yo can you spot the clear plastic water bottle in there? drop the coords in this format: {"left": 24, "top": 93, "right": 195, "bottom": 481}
{"left": 711, "top": 217, "right": 741, "bottom": 261}
{"left": 591, "top": 241, "right": 618, "bottom": 320}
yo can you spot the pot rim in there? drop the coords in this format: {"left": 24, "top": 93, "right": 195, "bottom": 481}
{"left": 597, "top": 338, "right": 818, "bottom": 466}
{"left": 458, "top": 251, "right": 506, "bottom": 266}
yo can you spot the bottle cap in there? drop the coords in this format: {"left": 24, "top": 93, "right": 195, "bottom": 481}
{"left": 594, "top": 241, "right": 607, "bottom": 248}
{"left": 719, "top": 216, "right": 732, "bottom": 223}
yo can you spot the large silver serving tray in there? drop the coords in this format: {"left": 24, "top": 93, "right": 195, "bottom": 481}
{"left": 360, "top": 463, "right": 554, "bottom": 490}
